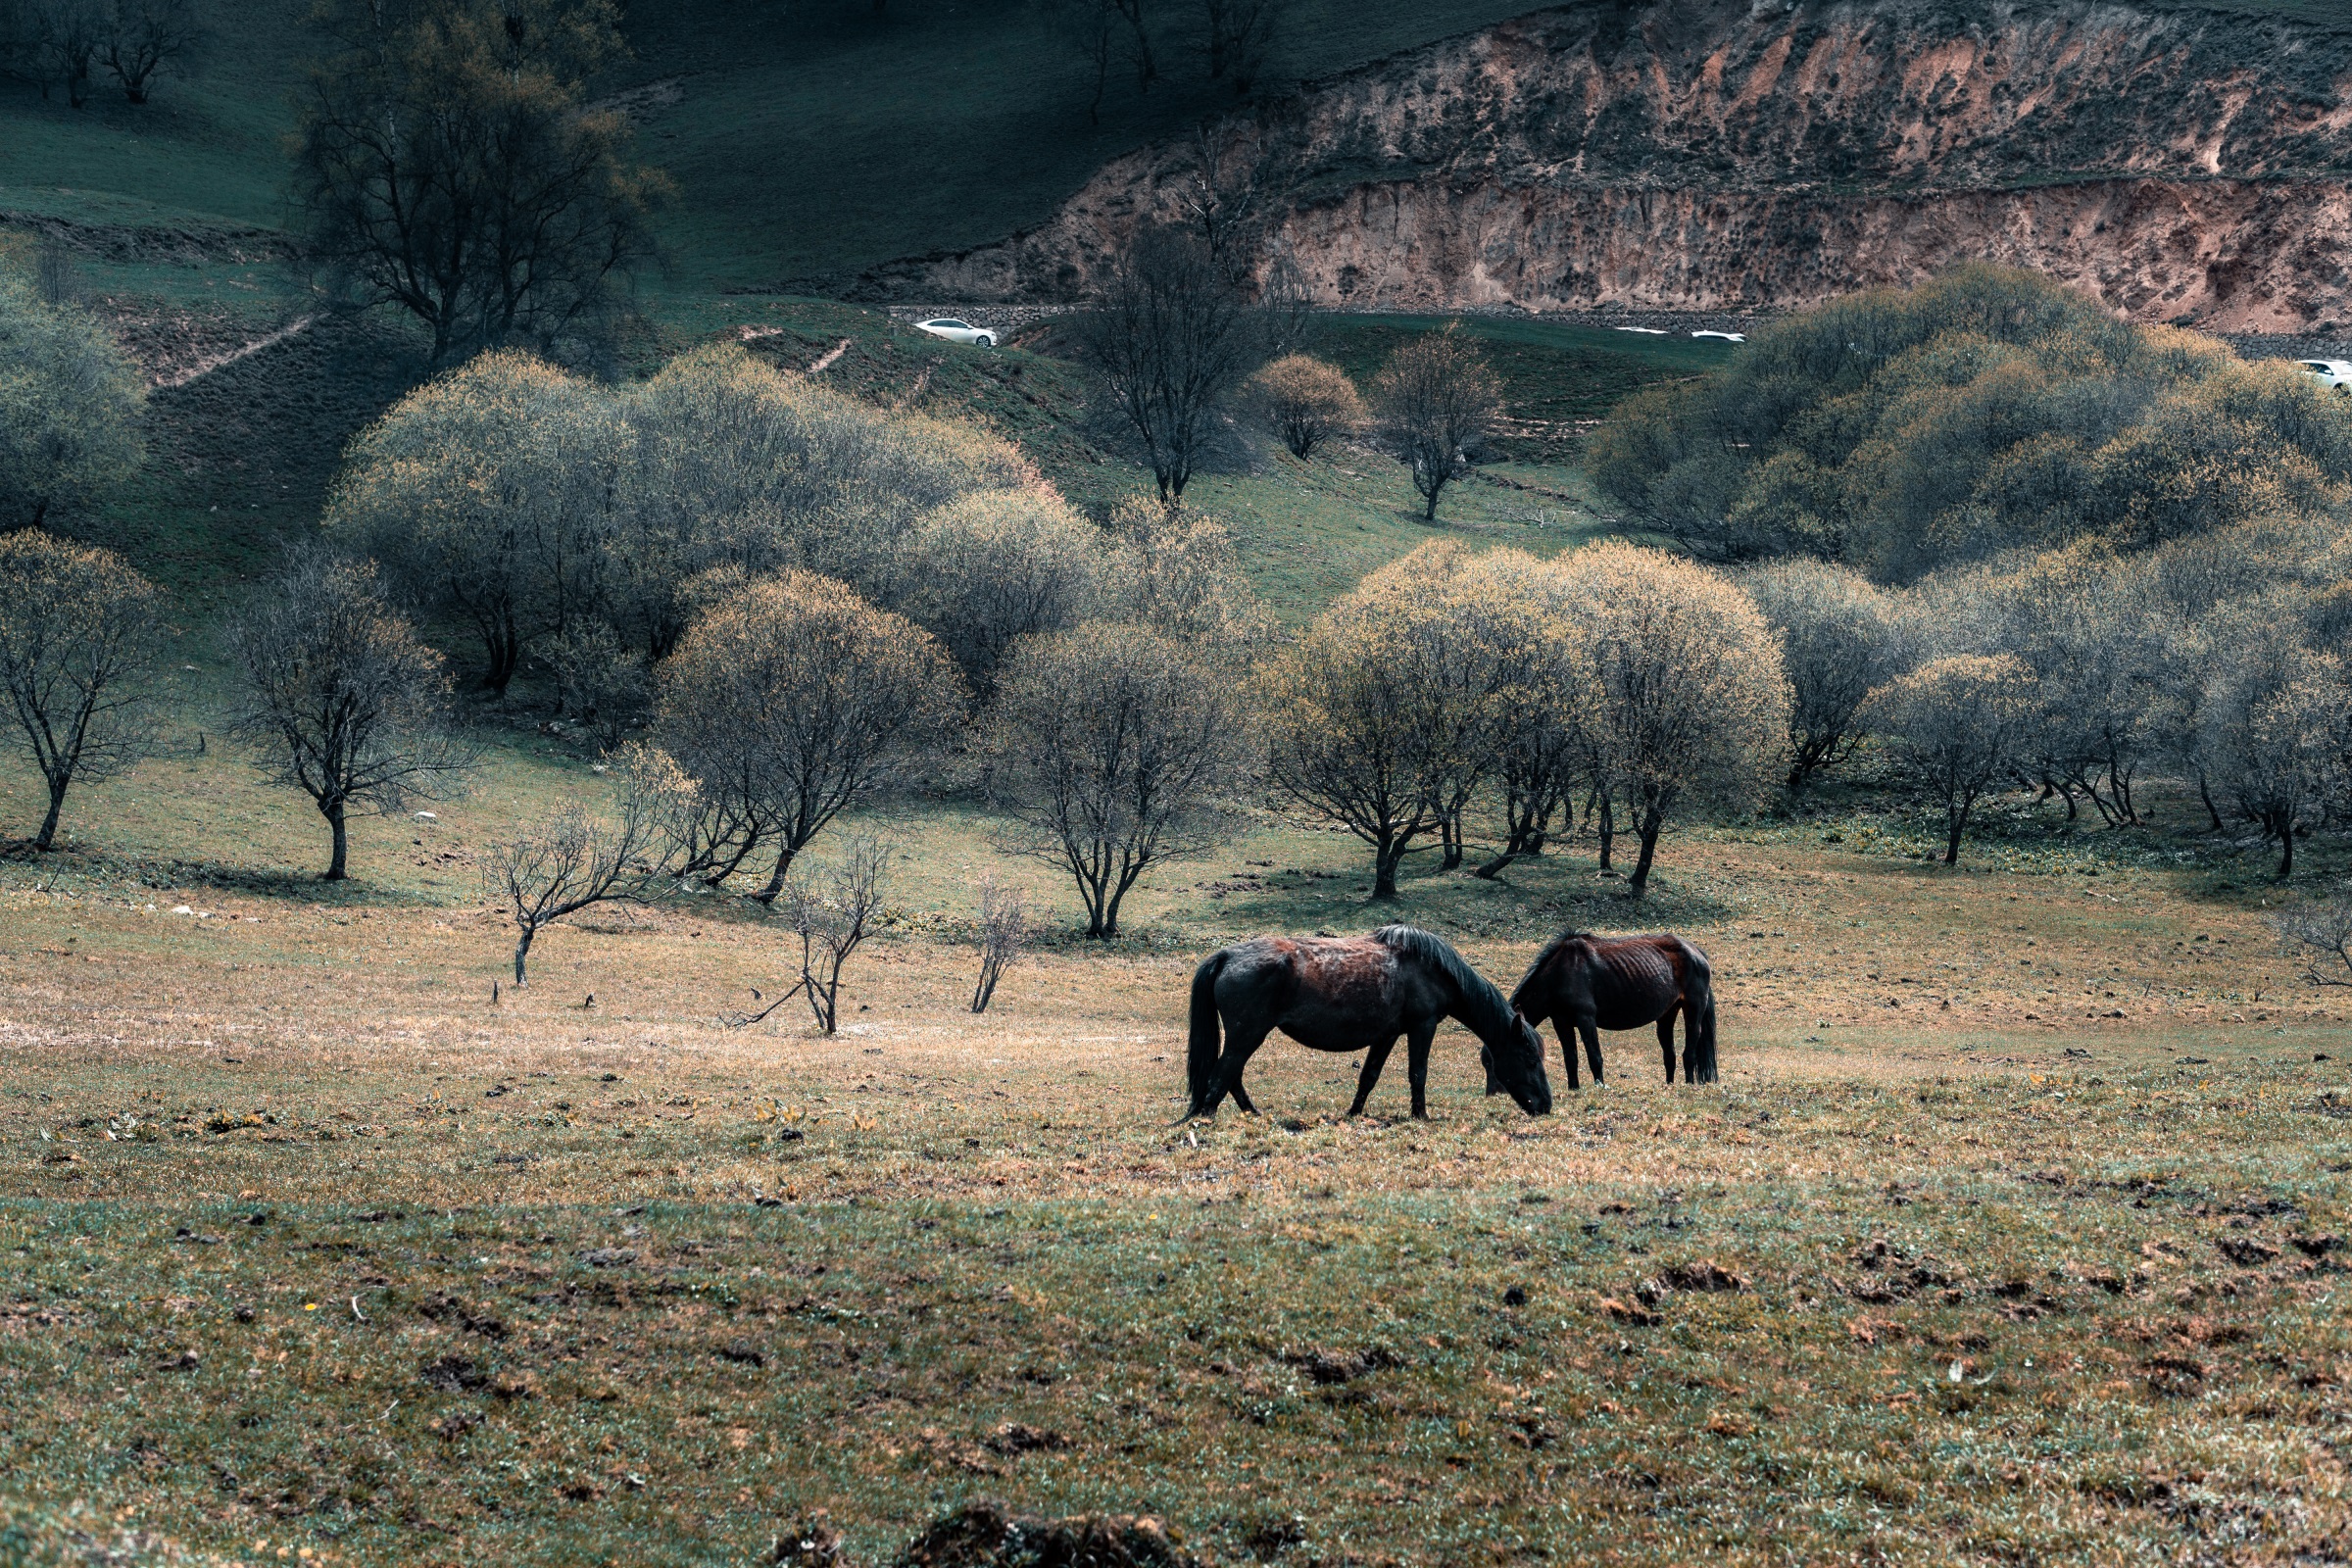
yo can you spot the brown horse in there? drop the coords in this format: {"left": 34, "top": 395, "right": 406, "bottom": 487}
{"left": 1187, "top": 926, "right": 1551, "bottom": 1120}
{"left": 1491, "top": 931, "right": 1718, "bottom": 1091}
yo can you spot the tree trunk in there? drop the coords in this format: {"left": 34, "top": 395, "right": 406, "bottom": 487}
{"left": 1626, "top": 821, "right": 1661, "bottom": 894}
{"left": 1439, "top": 808, "right": 1463, "bottom": 870}
{"left": 2198, "top": 770, "right": 2225, "bottom": 833}
{"left": 514, "top": 925, "right": 535, "bottom": 985}
{"left": 2278, "top": 822, "right": 2295, "bottom": 879}
{"left": 1944, "top": 798, "right": 1967, "bottom": 865}
{"left": 1595, "top": 797, "right": 1614, "bottom": 870}
{"left": 322, "top": 801, "right": 350, "bottom": 881}
{"left": 1372, "top": 834, "right": 1404, "bottom": 899}
{"left": 753, "top": 841, "right": 798, "bottom": 905}
{"left": 35, "top": 778, "right": 68, "bottom": 851}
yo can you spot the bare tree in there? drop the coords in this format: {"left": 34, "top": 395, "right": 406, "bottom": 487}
{"left": 1107, "top": 0, "right": 1154, "bottom": 90}
{"left": 759, "top": 836, "right": 892, "bottom": 1035}
{"left": 100, "top": 0, "right": 199, "bottom": 101}
{"left": 0, "top": 532, "right": 160, "bottom": 850}
{"left": 1372, "top": 325, "right": 1502, "bottom": 521}
{"left": 1867, "top": 654, "right": 2038, "bottom": 867}
{"left": 1037, "top": 0, "right": 1118, "bottom": 124}
{"left": 1177, "top": 122, "right": 1260, "bottom": 269}
{"left": 28, "top": 0, "right": 106, "bottom": 106}
{"left": 483, "top": 746, "right": 697, "bottom": 985}
{"left": 988, "top": 622, "right": 1250, "bottom": 938}
{"left": 655, "top": 571, "right": 963, "bottom": 902}
{"left": 292, "top": 0, "right": 665, "bottom": 363}
{"left": 1200, "top": 0, "right": 1279, "bottom": 91}
{"left": 969, "top": 875, "right": 1027, "bottom": 1013}
{"left": 2274, "top": 888, "right": 2352, "bottom": 988}
{"left": 227, "top": 551, "right": 478, "bottom": 881}
{"left": 1740, "top": 560, "right": 1908, "bottom": 793}
{"left": 1078, "top": 226, "right": 1262, "bottom": 505}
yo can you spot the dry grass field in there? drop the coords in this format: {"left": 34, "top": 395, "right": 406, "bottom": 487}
{"left": 4, "top": 743, "right": 2349, "bottom": 1566}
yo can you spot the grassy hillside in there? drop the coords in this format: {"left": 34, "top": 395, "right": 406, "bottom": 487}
{"left": 0, "top": 0, "right": 1540, "bottom": 294}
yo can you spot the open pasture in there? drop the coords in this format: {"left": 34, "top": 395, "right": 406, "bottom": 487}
{"left": 3, "top": 789, "right": 2348, "bottom": 1566}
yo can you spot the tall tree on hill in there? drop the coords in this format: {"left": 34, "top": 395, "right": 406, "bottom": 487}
{"left": 1200, "top": 0, "right": 1279, "bottom": 92}
{"left": 100, "top": 0, "right": 202, "bottom": 103}
{"left": 1079, "top": 226, "right": 1261, "bottom": 505}
{"left": 1373, "top": 324, "right": 1503, "bottom": 521}
{"left": 292, "top": 0, "right": 667, "bottom": 364}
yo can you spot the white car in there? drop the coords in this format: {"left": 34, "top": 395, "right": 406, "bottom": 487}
{"left": 915, "top": 318, "right": 997, "bottom": 348}
{"left": 2296, "top": 359, "right": 2352, "bottom": 393}
{"left": 1691, "top": 329, "right": 1747, "bottom": 343}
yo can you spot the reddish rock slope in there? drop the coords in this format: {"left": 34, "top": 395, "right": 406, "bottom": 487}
{"left": 854, "top": 0, "right": 2352, "bottom": 329}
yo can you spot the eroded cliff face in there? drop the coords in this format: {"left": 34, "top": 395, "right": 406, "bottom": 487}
{"left": 853, "top": 0, "right": 2352, "bottom": 329}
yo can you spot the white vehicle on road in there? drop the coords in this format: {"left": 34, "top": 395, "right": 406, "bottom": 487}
{"left": 1691, "top": 329, "right": 1747, "bottom": 343}
{"left": 2296, "top": 359, "right": 2352, "bottom": 393}
{"left": 915, "top": 318, "right": 998, "bottom": 348}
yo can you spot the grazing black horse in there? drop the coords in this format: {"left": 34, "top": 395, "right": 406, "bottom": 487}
{"left": 1489, "top": 931, "right": 1718, "bottom": 1091}
{"left": 1187, "top": 926, "right": 1551, "bottom": 1120}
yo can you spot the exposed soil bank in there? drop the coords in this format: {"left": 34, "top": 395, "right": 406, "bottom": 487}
{"left": 854, "top": 0, "right": 2352, "bottom": 330}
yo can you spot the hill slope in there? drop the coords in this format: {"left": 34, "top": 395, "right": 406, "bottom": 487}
{"left": 859, "top": 0, "right": 2352, "bottom": 331}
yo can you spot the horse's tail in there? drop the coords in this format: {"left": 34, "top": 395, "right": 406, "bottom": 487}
{"left": 1187, "top": 950, "right": 1231, "bottom": 1113}
{"left": 1681, "top": 938, "right": 1718, "bottom": 1084}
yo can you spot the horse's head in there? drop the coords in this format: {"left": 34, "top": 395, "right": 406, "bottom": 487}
{"left": 1484, "top": 1013, "right": 1552, "bottom": 1116}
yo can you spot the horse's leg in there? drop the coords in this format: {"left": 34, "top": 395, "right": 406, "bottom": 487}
{"left": 1658, "top": 1007, "right": 1679, "bottom": 1084}
{"left": 1214, "top": 1026, "right": 1271, "bottom": 1115}
{"left": 1348, "top": 1039, "right": 1397, "bottom": 1116}
{"left": 1582, "top": 1018, "right": 1605, "bottom": 1086}
{"left": 1554, "top": 1019, "right": 1580, "bottom": 1092}
{"left": 1405, "top": 1022, "right": 1438, "bottom": 1119}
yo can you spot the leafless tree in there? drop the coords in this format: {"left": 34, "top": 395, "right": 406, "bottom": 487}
{"left": 227, "top": 550, "right": 478, "bottom": 881}
{"left": 1257, "top": 249, "right": 1316, "bottom": 360}
{"left": 988, "top": 623, "right": 1250, "bottom": 937}
{"left": 2274, "top": 888, "right": 2352, "bottom": 988}
{"left": 969, "top": 875, "right": 1027, "bottom": 1013}
{"left": 740, "top": 836, "right": 892, "bottom": 1035}
{"left": 0, "top": 532, "right": 161, "bottom": 851}
{"left": 483, "top": 745, "right": 696, "bottom": 985}
{"left": 100, "top": 0, "right": 199, "bottom": 102}
{"left": 1078, "top": 226, "right": 1262, "bottom": 504}
{"left": 1200, "top": 0, "right": 1279, "bottom": 91}
{"left": 1177, "top": 122, "right": 1260, "bottom": 270}
{"left": 1372, "top": 325, "right": 1503, "bottom": 521}
{"left": 31, "top": 233, "right": 83, "bottom": 305}
{"left": 25, "top": 0, "right": 106, "bottom": 105}
{"left": 1037, "top": 0, "right": 1118, "bottom": 124}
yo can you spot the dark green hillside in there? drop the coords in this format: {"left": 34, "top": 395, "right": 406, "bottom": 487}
{"left": 0, "top": 0, "right": 1542, "bottom": 292}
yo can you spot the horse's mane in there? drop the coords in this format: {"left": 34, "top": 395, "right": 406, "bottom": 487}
{"left": 1510, "top": 929, "right": 1595, "bottom": 1009}
{"left": 1373, "top": 925, "right": 1521, "bottom": 1046}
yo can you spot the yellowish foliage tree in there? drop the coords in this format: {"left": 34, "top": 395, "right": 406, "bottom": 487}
{"left": 1547, "top": 544, "right": 1789, "bottom": 893}
{"left": 1245, "top": 354, "right": 1366, "bottom": 459}
{"left": 654, "top": 570, "right": 963, "bottom": 902}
